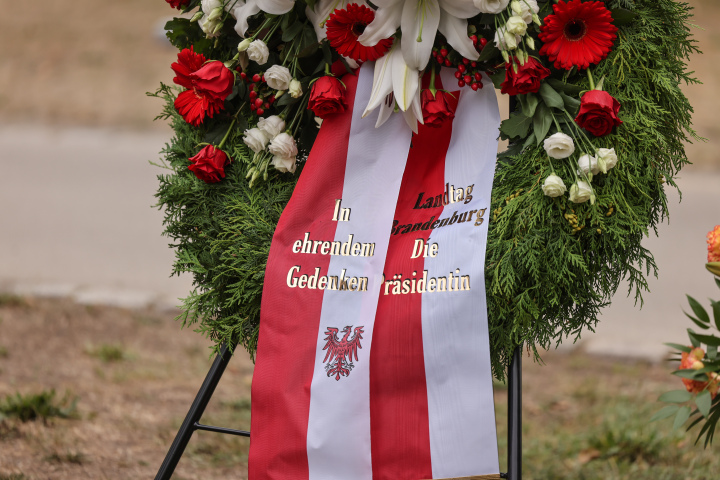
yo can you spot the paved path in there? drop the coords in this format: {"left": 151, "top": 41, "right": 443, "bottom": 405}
{"left": 0, "top": 125, "right": 718, "bottom": 359}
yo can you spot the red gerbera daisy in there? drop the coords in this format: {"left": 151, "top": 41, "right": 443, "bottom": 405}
{"left": 326, "top": 4, "right": 393, "bottom": 62}
{"left": 171, "top": 47, "right": 207, "bottom": 89}
{"left": 539, "top": 0, "right": 618, "bottom": 71}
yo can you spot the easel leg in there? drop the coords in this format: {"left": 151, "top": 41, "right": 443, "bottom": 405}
{"left": 155, "top": 344, "right": 234, "bottom": 480}
{"left": 506, "top": 345, "right": 522, "bottom": 480}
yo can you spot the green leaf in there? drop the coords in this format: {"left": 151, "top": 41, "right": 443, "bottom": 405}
{"left": 712, "top": 300, "right": 720, "bottom": 330}
{"left": 559, "top": 92, "right": 581, "bottom": 114}
{"left": 519, "top": 93, "right": 539, "bottom": 117}
{"left": 500, "top": 113, "right": 533, "bottom": 139}
{"left": 477, "top": 44, "right": 500, "bottom": 63}
{"left": 546, "top": 78, "right": 583, "bottom": 95}
{"left": 672, "top": 369, "right": 709, "bottom": 381}
{"left": 715, "top": 277, "right": 720, "bottom": 291}
{"left": 690, "top": 328, "right": 702, "bottom": 348}
{"left": 659, "top": 390, "right": 693, "bottom": 403}
{"left": 651, "top": 405, "right": 680, "bottom": 422}
{"left": 688, "top": 295, "right": 711, "bottom": 324}
{"left": 611, "top": 8, "right": 639, "bottom": 27}
{"left": 533, "top": 102, "right": 552, "bottom": 146}
{"left": 689, "top": 331, "right": 720, "bottom": 347}
{"left": 686, "top": 312, "right": 711, "bottom": 330}
{"left": 522, "top": 132, "right": 536, "bottom": 151}
{"left": 696, "top": 390, "right": 712, "bottom": 418}
{"left": 665, "top": 343, "right": 692, "bottom": 353}
{"left": 282, "top": 21, "right": 304, "bottom": 42}
{"left": 489, "top": 70, "right": 505, "bottom": 89}
{"left": 539, "top": 83, "right": 564, "bottom": 110}
{"left": 674, "top": 405, "right": 692, "bottom": 430}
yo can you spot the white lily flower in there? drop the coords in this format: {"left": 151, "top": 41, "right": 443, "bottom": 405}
{"left": 226, "top": 0, "right": 295, "bottom": 37}
{"left": 359, "top": 0, "right": 481, "bottom": 71}
{"left": 364, "top": 39, "right": 421, "bottom": 116}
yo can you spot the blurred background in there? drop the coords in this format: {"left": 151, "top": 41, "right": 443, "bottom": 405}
{"left": 0, "top": 1, "right": 719, "bottom": 478}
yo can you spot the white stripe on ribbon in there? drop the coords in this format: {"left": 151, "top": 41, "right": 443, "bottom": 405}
{"left": 421, "top": 69, "right": 501, "bottom": 478}
{"left": 305, "top": 65, "right": 413, "bottom": 480}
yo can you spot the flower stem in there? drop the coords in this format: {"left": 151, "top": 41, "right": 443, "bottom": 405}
{"left": 587, "top": 68, "right": 596, "bottom": 91}
{"left": 218, "top": 117, "right": 237, "bottom": 149}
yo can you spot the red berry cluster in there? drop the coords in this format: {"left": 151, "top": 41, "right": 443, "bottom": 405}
{"left": 239, "top": 71, "right": 275, "bottom": 117}
{"left": 432, "top": 36, "right": 489, "bottom": 91}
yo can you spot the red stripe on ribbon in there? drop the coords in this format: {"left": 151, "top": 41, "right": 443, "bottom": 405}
{"left": 370, "top": 83, "right": 459, "bottom": 479}
{"left": 249, "top": 72, "right": 360, "bottom": 480}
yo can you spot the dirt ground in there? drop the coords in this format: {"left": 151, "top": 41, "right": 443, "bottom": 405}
{"left": 0, "top": 295, "right": 702, "bottom": 480}
{"left": 0, "top": 0, "right": 718, "bottom": 168}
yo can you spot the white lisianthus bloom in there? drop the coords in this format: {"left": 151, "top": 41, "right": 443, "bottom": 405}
{"left": 577, "top": 154, "right": 600, "bottom": 176}
{"left": 543, "top": 133, "right": 575, "bottom": 159}
{"left": 264, "top": 65, "right": 293, "bottom": 91}
{"left": 289, "top": 79, "right": 303, "bottom": 98}
{"left": 596, "top": 148, "right": 618, "bottom": 173}
{"left": 271, "top": 155, "right": 297, "bottom": 174}
{"left": 511, "top": 0, "right": 539, "bottom": 24}
{"left": 268, "top": 132, "right": 298, "bottom": 159}
{"left": 243, "top": 128, "right": 270, "bottom": 153}
{"left": 247, "top": 39, "right": 270, "bottom": 65}
{"left": 474, "top": 0, "right": 510, "bottom": 14}
{"left": 227, "top": 0, "right": 295, "bottom": 38}
{"left": 494, "top": 25, "right": 521, "bottom": 51}
{"left": 258, "top": 115, "right": 286, "bottom": 138}
{"left": 359, "top": 0, "right": 481, "bottom": 71}
{"left": 542, "top": 174, "right": 567, "bottom": 198}
{"left": 569, "top": 181, "right": 593, "bottom": 204}
{"left": 505, "top": 15, "right": 527, "bottom": 36}
{"left": 199, "top": 0, "right": 224, "bottom": 37}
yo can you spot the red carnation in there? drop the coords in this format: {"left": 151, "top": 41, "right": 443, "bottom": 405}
{"left": 539, "top": 0, "right": 618, "bottom": 70}
{"left": 173, "top": 59, "right": 235, "bottom": 127}
{"left": 166, "top": 0, "right": 190, "bottom": 9}
{"left": 172, "top": 47, "right": 207, "bottom": 89}
{"left": 326, "top": 4, "right": 393, "bottom": 62}
{"left": 421, "top": 89, "right": 457, "bottom": 127}
{"left": 188, "top": 145, "right": 231, "bottom": 183}
{"left": 574, "top": 90, "right": 622, "bottom": 136}
{"left": 308, "top": 76, "right": 348, "bottom": 118}
{"left": 500, "top": 57, "right": 551, "bottom": 96}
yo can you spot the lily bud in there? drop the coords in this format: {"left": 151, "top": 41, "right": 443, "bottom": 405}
{"left": 238, "top": 38, "right": 252, "bottom": 52}
{"left": 707, "top": 262, "right": 720, "bottom": 276}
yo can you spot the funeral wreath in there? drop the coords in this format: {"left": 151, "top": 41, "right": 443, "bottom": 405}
{"left": 152, "top": 0, "right": 699, "bottom": 379}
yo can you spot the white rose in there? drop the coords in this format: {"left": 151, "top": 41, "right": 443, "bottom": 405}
{"left": 596, "top": 148, "right": 618, "bottom": 173}
{"left": 474, "top": 0, "right": 511, "bottom": 14}
{"left": 506, "top": 16, "right": 527, "bottom": 36}
{"left": 247, "top": 40, "right": 270, "bottom": 65}
{"left": 289, "top": 79, "right": 303, "bottom": 98}
{"left": 243, "top": 128, "right": 270, "bottom": 153}
{"left": 258, "top": 115, "right": 286, "bottom": 138}
{"left": 577, "top": 154, "right": 600, "bottom": 176}
{"left": 542, "top": 174, "right": 567, "bottom": 198}
{"left": 494, "top": 26, "right": 521, "bottom": 51}
{"left": 543, "top": 132, "right": 575, "bottom": 159}
{"left": 271, "top": 155, "right": 297, "bottom": 174}
{"left": 511, "top": 0, "right": 539, "bottom": 24}
{"left": 264, "top": 65, "right": 293, "bottom": 91}
{"left": 268, "top": 132, "right": 298, "bottom": 159}
{"left": 569, "top": 181, "right": 593, "bottom": 204}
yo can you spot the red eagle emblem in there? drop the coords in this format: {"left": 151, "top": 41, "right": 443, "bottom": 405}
{"left": 322, "top": 326, "right": 364, "bottom": 381}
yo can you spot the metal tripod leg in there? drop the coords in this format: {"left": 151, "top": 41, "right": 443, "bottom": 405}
{"left": 505, "top": 346, "right": 522, "bottom": 480}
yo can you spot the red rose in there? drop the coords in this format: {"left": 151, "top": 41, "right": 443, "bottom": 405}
{"left": 307, "top": 76, "right": 348, "bottom": 118}
{"left": 188, "top": 146, "right": 231, "bottom": 183}
{"left": 174, "top": 59, "right": 235, "bottom": 126}
{"left": 171, "top": 47, "right": 206, "bottom": 89}
{"left": 574, "top": 90, "right": 622, "bottom": 137}
{"left": 166, "top": 0, "right": 189, "bottom": 9}
{"left": 421, "top": 89, "right": 456, "bottom": 127}
{"left": 500, "top": 57, "right": 551, "bottom": 96}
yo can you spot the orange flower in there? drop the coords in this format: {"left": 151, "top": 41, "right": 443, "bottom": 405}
{"left": 708, "top": 225, "right": 720, "bottom": 263}
{"left": 680, "top": 347, "right": 709, "bottom": 395}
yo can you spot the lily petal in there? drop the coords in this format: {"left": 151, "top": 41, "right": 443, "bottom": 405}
{"left": 400, "top": 0, "right": 441, "bottom": 70}
{"left": 391, "top": 40, "right": 420, "bottom": 111}
{"left": 402, "top": 84, "right": 423, "bottom": 133}
{"left": 363, "top": 45, "right": 398, "bottom": 116}
{"left": 438, "top": 10, "right": 479, "bottom": 61}
{"left": 375, "top": 94, "right": 396, "bottom": 128}
{"left": 230, "top": 0, "right": 261, "bottom": 37}
{"left": 359, "top": 1, "right": 403, "bottom": 47}
{"left": 256, "top": 0, "right": 294, "bottom": 15}
{"left": 439, "top": 0, "right": 482, "bottom": 18}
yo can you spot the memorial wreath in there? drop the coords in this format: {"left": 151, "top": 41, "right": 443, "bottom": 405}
{"left": 152, "top": 0, "right": 698, "bottom": 379}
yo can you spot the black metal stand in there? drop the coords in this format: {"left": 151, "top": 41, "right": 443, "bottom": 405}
{"left": 154, "top": 344, "right": 249, "bottom": 480}
{"left": 155, "top": 343, "right": 522, "bottom": 479}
